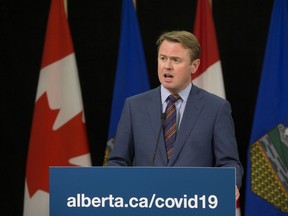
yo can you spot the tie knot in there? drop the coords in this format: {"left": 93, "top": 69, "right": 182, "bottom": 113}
{"left": 167, "top": 94, "right": 180, "bottom": 103}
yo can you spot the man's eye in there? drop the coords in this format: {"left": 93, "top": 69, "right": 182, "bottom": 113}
{"left": 160, "top": 56, "right": 167, "bottom": 61}
{"left": 173, "top": 58, "right": 181, "bottom": 63}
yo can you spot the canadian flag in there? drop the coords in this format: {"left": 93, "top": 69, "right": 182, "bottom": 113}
{"left": 193, "top": 0, "right": 241, "bottom": 215}
{"left": 193, "top": 0, "right": 225, "bottom": 99}
{"left": 23, "top": 0, "right": 91, "bottom": 216}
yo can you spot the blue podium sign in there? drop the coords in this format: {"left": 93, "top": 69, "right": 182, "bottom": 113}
{"left": 50, "top": 167, "right": 235, "bottom": 216}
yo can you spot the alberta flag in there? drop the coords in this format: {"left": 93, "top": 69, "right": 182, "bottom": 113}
{"left": 103, "top": 0, "right": 150, "bottom": 165}
{"left": 23, "top": 0, "right": 91, "bottom": 215}
{"left": 245, "top": 0, "right": 288, "bottom": 215}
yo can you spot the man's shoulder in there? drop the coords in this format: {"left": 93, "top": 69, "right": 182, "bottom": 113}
{"left": 192, "top": 85, "right": 228, "bottom": 105}
{"left": 127, "top": 86, "right": 160, "bottom": 102}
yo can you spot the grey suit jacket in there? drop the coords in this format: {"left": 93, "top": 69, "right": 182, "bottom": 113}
{"left": 108, "top": 85, "right": 243, "bottom": 188}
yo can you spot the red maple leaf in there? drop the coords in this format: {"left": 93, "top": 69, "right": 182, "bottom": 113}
{"left": 26, "top": 93, "right": 90, "bottom": 197}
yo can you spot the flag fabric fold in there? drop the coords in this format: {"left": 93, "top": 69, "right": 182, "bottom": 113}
{"left": 23, "top": 0, "right": 91, "bottom": 215}
{"left": 193, "top": 0, "right": 225, "bottom": 99}
{"left": 103, "top": 0, "right": 150, "bottom": 165}
{"left": 245, "top": 0, "right": 288, "bottom": 215}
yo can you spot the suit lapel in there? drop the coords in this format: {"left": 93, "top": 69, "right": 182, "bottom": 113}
{"left": 169, "top": 85, "right": 205, "bottom": 165}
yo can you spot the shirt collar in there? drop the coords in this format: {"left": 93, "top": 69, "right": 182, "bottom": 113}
{"left": 161, "top": 82, "right": 192, "bottom": 104}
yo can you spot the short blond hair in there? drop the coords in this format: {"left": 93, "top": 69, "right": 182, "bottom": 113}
{"left": 156, "top": 31, "right": 200, "bottom": 62}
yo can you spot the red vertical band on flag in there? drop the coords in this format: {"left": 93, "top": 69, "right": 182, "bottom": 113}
{"left": 41, "top": 0, "right": 73, "bottom": 68}
{"left": 193, "top": 0, "right": 220, "bottom": 79}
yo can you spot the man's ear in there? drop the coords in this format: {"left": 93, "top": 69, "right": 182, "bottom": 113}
{"left": 191, "top": 59, "right": 200, "bottom": 74}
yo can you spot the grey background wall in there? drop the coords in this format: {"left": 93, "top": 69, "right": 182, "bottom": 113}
{"left": 0, "top": 0, "right": 274, "bottom": 215}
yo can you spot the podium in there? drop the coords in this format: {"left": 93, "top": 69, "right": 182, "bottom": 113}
{"left": 50, "top": 167, "right": 235, "bottom": 216}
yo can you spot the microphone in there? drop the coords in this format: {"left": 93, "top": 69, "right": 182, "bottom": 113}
{"left": 152, "top": 113, "right": 167, "bottom": 165}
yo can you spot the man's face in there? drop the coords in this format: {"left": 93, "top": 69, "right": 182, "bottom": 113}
{"left": 158, "top": 40, "right": 200, "bottom": 94}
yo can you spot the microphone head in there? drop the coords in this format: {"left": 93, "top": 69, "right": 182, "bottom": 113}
{"left": 161, "top": 113, "right": 167, "bottom": 120}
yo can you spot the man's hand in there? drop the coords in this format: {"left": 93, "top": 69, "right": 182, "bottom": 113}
{"left": 236, "top": 186, "right": 240, "bottom": 200}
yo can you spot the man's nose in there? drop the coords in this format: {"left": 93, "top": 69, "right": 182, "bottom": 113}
{"left": 164, "top": 59, "right": 172, "bottom": 69}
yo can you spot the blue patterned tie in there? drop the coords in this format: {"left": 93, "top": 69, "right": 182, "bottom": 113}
{"left": 163, "top": 94, "right": 180, "bottom": 160}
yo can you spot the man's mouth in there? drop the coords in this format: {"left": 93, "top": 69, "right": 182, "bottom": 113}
{"left": 164, "top": 73, "right": 173, "bottom": 78}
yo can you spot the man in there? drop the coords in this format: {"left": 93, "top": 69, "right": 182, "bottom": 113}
{"left": 108, "top": 30, "right": 243, "bottom": 199}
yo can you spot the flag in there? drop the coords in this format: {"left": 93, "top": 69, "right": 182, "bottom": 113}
{"left": 103, "top": 0, "right": 150, "bottom": 165}
{"left": 193, "top": 0, "right": 242, "bottom": 215}
{"left": 245, "top": 0, "right": 288, "bottom": 215}
{"left": 193, "top": 0, "right": 225, "bottom": 99}
{"left": 23, "top": 0, "right": 91, "bottom": 215}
